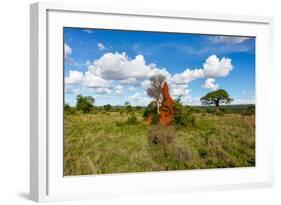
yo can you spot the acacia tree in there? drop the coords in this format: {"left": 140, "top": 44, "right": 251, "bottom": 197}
{"left": 76, "top": 95, "right": 95, "bottom": 113}
{"left": 146, "top": 74, "right": 166, "bottom": 114}
{"left": 200, "top": 89, "right": 233, "bottom": 112}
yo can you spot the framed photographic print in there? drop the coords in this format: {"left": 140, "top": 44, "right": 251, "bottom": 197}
{"left": 30, "top": 2, "right": 274, "bottom": 202}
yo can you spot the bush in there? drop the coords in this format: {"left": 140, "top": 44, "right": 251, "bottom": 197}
{"left": 103, "top": 104, "right": 112, "bottom": 112}
{"left": 135, "top": 106, "right": 142, "bottom": 111}
{"left": 64, "top": 103, "right": 77, "bottom": 115}
{"left": 173, "top": 102, "right": 195, "bottom": 128}
{"left": 76, "top": 95, "right": 95, "bottom": 113}
{"left": 206, "top": 108, "right": 215, "bottom": 113}
{"left": 126, "top": 113, "right": 138, "bottom": 125}
{"left": 143, "top": 101, "right": 160, "bottom": 124}
{"left": 241, "top": 105, "right": 255, "bottom": 116}
{"left": 119, "top": 109, "right": 124, "bottom": 116}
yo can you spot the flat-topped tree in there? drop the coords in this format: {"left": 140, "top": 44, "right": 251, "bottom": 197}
{"left": 200, "top": 89, "right": 233, "bottom": 112}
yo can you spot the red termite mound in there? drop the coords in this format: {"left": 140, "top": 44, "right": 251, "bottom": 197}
{"left": 159, "top": 82, "right": 175, "bottom": 125}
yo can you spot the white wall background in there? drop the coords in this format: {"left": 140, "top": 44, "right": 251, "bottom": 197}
{"left": 0, "top": 0, "right": 280, "bottom": 204}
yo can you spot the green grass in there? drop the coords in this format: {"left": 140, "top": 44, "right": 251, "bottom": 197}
{"left": 64, "top": 111, "right": 255, "bottom": 176}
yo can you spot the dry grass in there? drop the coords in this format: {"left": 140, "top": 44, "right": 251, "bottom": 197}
{"left": 64, "top": 112, "right": 255, "bottom": 175}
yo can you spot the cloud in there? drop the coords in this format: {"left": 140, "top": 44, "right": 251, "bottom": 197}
{"left": 127, "top": 92, "right": 142, "bottom": 101}
{"left": 171, "top": 55, "right": 233, "bottom": 84}
{"left": 171, "top": 68, "right": 203, "bottom": 84}
{"left": 91, "top": 87, "right": 112, "bottom": 94}
{"left": 115, "top": 90, "right": 123, "bottom": 96}
{"left": 203, "top": 55, "right": 233, "bottom": 77}
{"left": 209, "top": 36, "right": 249, "bottom": 45}
{"left": 97, "top": 42, "right": 106, "bottom": 51}
{"left": 170, "top": 84, "right": 190, "bottom": 98}
{"left": 127, "top": 92, "right": 151, "bottom": 106}
{"left": 83, "top": 71, "right": 111, "bottom": 88}
{"left": 65, "top": 53, "right": 234, "bottom": 106}
{"left": 64, "top": 43, "right": 72, "bottom": 59}
{"left": 202, "top": 78, "right": 219, "bottom": 90}
{"left": 87, "top": 52, "right": 163, "bottom": 81}
{"left": 65, "top": 70, "right": 83, "bottom": 84}
{"left": 115, "top": 85, "right": 123, "bottom": 96}
{"left": 128, "top": 86, "right": 137, "bottom": 92}
{"left": 120, "top": 77, "right": 141, "bottom": 86}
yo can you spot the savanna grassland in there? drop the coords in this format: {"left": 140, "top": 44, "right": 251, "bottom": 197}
{"left": 63, "top": 108, "right": 255, "bottom": 176}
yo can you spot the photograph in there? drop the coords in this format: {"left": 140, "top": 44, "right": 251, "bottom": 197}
{"left": 63, "top": 27, "right": 255, "bottom": 176}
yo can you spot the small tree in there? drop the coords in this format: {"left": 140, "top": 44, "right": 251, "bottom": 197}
{"left": 143, "top": 101, "right": 159, "bottom": 124}
{"left": 64, "top": 103, "right": 76, "bottom": 115}
{"left": 124, "top": 101, "right": 132, "bottom": 113}
{"left": 76, "top": 95, "right": 95, "bottom": 113}
{"left": 200, "top": 89, "right": 233, "bottom": 112}
{"left": 173, "top": 101, "right": 195, "bottom": 127}
{"left": 146, "top": 74, "right": 166, "bottom": 114}
{"left": 103, "top": 104, "right": 112, "bottom": 112}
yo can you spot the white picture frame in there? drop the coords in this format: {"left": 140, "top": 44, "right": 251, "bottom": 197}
{"left": 30, "top": 2, "right": 274, "bottom": 202}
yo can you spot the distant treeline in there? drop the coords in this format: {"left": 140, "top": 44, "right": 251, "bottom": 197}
{"left": 190, "top": 104, "right": 255, "bottom": 115}
{"left": 65, "top": 103, "right": 255, "bottom": 116}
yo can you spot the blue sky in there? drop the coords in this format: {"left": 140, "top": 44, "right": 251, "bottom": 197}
{"left": 64, "top": 27, "right": 255, "bottom": 106}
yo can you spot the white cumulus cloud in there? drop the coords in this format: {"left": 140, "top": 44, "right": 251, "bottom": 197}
{"left": 115, "top": 85, "right": 123, "bottom": 96}
{"left": 87, "top": 52, "right": 163, "bottom": 81}
{"left": 202, "top": 78, "right": 219, "bottom": 90}
{"left": 170, "top": 84, "right": 190, "bottom": 98}
{"left": 92, "top": 87, "right": 112, "bottom": 94}
{"left": 202, "top": 55, "right": 233, "bottom": 77}
{"left": 120, "top": 77, "right": 141, "bottom": 86}
{"left": 171, "top": 68, "right": 203, "bottom": 84}
{"left": 65, "top": 53, "right": 234, "bottom": 106}
{"left": 65, "top": 70, "right": 83, "bottom": 84}
{"left": 83, "top": 71, "right": 111, "bottom": 88}
{"left": 171, "top": 55, "right": 233, "bottom": 84}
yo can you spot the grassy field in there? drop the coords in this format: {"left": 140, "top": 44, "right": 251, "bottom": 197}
{"left": 63, "top": 110, "right": 255, "bottom": 176}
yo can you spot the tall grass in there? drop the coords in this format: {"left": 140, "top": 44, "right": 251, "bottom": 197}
{"left": 64, "top": 111, "right": 255, "bottom": 176}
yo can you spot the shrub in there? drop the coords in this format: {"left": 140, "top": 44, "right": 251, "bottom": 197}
{"left": 119, "top": 109, "right": 124, "bottom": 116}
{"left": 103, "top": 104, "right": 112, "bottom": 112}
{"left": 126, "top": 113, "right": 138, "bottom": 125}
{"left": 148, "top": 124, "right": 176, "bottom": 158}
{"left": 206, "top": 108, "right": 215, "bottom": 113}
{"left": 143, "top": 101, "right": 159, "bottom": 124}
{"left": 143, "top": 102, "right": 156, "bottom": 117}
{"left": 241, "top": 105, "right": 255, "bottom": 116}
{"left": 135, "top": 106, "right": 142, "bottom": 111}
{"left": 64, "top": 103, "right": 77, "bottom": 115}
{"left": 76, "top": 95, "right": 95, "bottom": 113}
{"left": 173, "top": 102, "right": 195, "bottom": 128}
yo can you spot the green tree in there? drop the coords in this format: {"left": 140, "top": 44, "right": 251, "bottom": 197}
{"left": 200, "top": 89, "right": 233, "bottom": 112}
{"left": 124, "top": 101, "right": 133, "bottom": 113}
{"left": 76, "top": 95, "right": 95, "bottom": 113}
{"left": 64, "top": 103, "right": 76, "bottom": 115}
{"left": 103, "top": 104, "right": 112, "bottom": 112}
{"left": 173, "top": 100, "right": 195, "bottom": 127}
{"left": 143, "top": 101, "right": 159, "bottom": 124}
